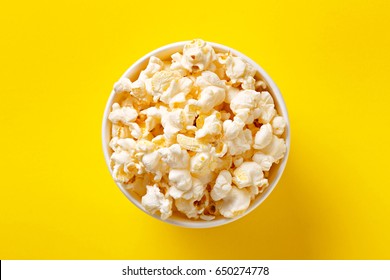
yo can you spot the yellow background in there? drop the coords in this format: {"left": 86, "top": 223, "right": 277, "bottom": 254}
{"left": 1, "top": 0, "right": 389, "bottom": 259}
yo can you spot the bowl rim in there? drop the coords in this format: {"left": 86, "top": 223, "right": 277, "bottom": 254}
{"left": 102, "top": 40, "right": 290, "bottom": 228}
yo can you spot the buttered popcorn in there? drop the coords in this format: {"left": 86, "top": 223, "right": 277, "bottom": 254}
{"left": 108, "top": 39, "right": 287, "bottom": 220}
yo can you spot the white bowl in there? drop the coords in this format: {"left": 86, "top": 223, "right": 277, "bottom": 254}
{"left": 102, "top": 41, "right": 290, "bottom": 228}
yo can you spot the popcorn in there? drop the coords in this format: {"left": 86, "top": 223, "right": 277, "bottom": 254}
{"left": 272, "top": 115, "right": 286, "bottom": 136}
{"left": 112, "top": 164, "right": 132, "bottom": 184}
{"left": 195, "top": 113, "right": 222, "bottom": 139}
{"left": 190, "top": 152, "right": 218, "bottom": 175}
{"left": 212, "top": 141, "right": 228, "bottom": 158}
{"left": 112, "top": 124, "right": 130, "bottom": 138}
{"left": 220, "top": 111, "right": 231, "bottom": 121}
{"left": 258, "top": 91, "right": 276, "bottom": 123}
{"left": 151, "top": 135, "right": 167, "bottom": 148}
{"left": 218, "top": 54, "right": 256, "bottom": 89}
{"left": 260, "top": 135, "right": 287, "bottom": 163}
{"left": 160, "top": 108, "right": 185, "bottom": 139}
{"left": 195, "top": 71, "right": 226, "bottom": 90}
{"left": 193, "top": 170, "right": 217, "bottom": 185}
{"left": 140, "top": 107, "right": 161, "bottom": 131}
{"left": 189, "top": 85, "right": 225, "bottom": 113}
{"left": 176, "top": 190, "right": 211, "bottom": 218}
{"left": 248, "top": 178, "right": 269, "bottom": 199}
{"left": 177, "top": 134, "right": 208, "bottom": 152}
{"left": 128, "top": 122, "right": 142, "bottom": 139}
{"left": 233, "top": 156, "right": 244, "bottom": 167}
{"left": 108, "top": 103, "right": 138, "bottom": 126}
{"left": 125, "top": 175, "right": 151, "bottom": 197}
{"left": 217, "top": 187, "right": 251, "bottom": 218}
{"left": 223, "top": 117, "right": 244, "bottom": 139}
{"left": 181, "top": 177, "right": 206, "bottom": 200}
{"left": 135, "top": 139, "right": 155, "bottom": 154}
{"left": 252, "top": 152, "right": 274, "bottom": 171}
{"left": 180, "top": 39, "right": 216, "bottom": 72}
{"left": 253, "top": 123, "right": 273, "bottom": 149}
{"left": 211, "top": 170, "right": 232, "bottom": 201}
{"left": 223, "top": 119, "right": 252, "bottom": 155}
{"left": 233, "top": 161, "right": 264, "bottom": 189}
{"left": 183, "top": 104, "right": 198, "bottom": 130}
{"left": 158, "top": 144, "right": 190, "bottom": 169}
{"left": 168, "top": 169, "right": 192, "bottom": 198}
{"left": 127, "top": 80, "right": 153, "bottom": 108}
{"left": 226, "top": 129, "right": 252, "bottom": 156}
{"left": 170, "top": 52, "right": 190, "bottom": 76}
{"left": 175, "top": 197, "right": 200, "bottom": 219}
{"left": 141, "top": 184, "right": 172, "bottom": 220}
{"left": 110, "top": 138, "right": 138, "bottom": 183}
{"left": 141, "top": 151, "right": 165, "bottom": 181}
{"left": 138, "top": 56, "right": 164, "bottom": 81}
{"left": 225, "top": 85, "right": 240, "bottom": 104}
{"left": 149, "top": 70, "right": 193, "bottom": 107}
{"left": 160, "top": 76, "right": 193, "bottom": 107}
{"left": 230, "top": 90, "right": 262, "bottom": 124}
{"left": 111, "top": 149, "right": 132, "bottom": 166}
{"left": 114, "top": 77, "right": 132, "bottom": 93}
{"left": 108, "top": 39, "right": 287, "bottom": 221}
{"left": 147, "top": 70, "right": 176, "bottom": 102}
{"left": 128, "top": 80, "right": 145, "bottom": 98}
{"left": 255, "top": 80, "right": 267, "bottom": 91}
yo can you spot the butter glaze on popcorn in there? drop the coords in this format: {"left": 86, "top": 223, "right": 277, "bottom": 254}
{"left": 108, "top": 39, "right": 287, "bottom": 221}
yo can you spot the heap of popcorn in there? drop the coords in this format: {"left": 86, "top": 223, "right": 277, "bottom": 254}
{"left": 108, "top": 39, "right": 286, "bottom": 220}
